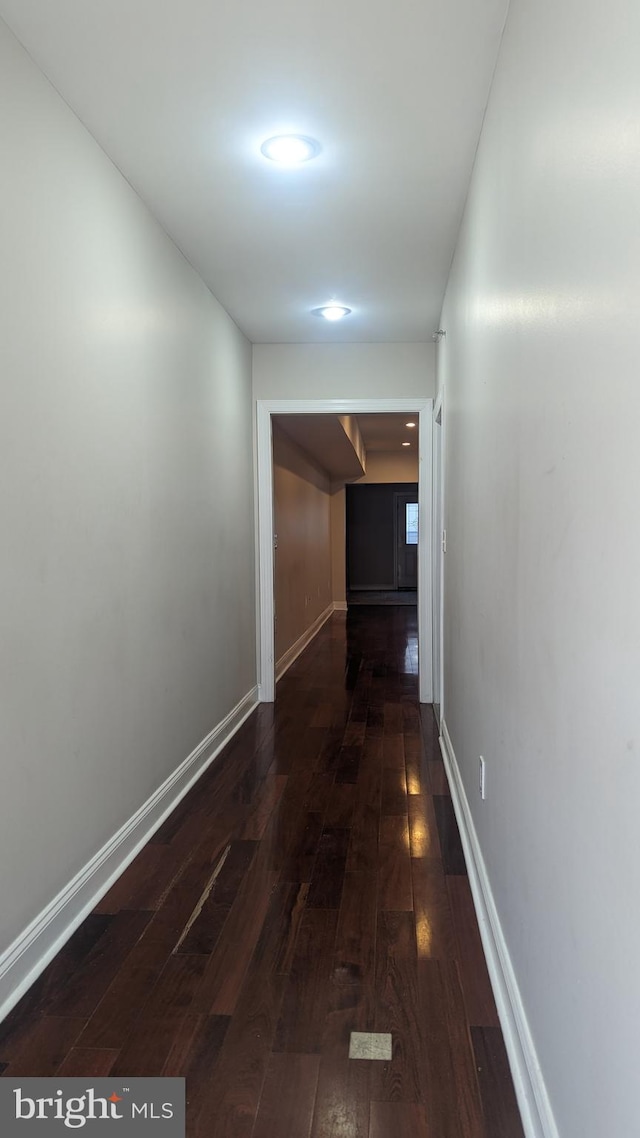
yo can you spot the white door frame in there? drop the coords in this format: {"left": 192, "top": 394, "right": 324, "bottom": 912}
{"left": 256, "top": 397, "right": 434, "bottom": 703}
{"left": 432, "top": 389, "right": 445, "bottom": 722}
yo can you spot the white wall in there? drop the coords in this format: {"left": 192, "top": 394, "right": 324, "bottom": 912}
{"left": 0, "top": 22, "right": 255, "bottom": 958}
{"left": 253, "top": 342, "right": 435, "bottom": 401}
{"left": 438, "top": 1, "right": 640, "bottom": 1135}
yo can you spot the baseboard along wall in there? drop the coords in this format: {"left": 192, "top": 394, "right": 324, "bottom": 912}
{"left": 439, "top": 719, "right": 560, "bottom": 1138}
{"left": 275, "top": 602, "right": 336, "bottom": 682}
{"left": 0, "top": 686, "right": 259, "bottom": 1025}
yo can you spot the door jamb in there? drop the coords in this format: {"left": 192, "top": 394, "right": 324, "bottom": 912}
{"left": 432, "top": 389, "right": 445, "bottom": 722}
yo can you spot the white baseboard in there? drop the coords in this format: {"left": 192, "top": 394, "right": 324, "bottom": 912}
{"left": 275, "top": 602, "right": 334, "bottom": 682}
{"left": 332, "top": 600, "right": 348, "bottom": 612}
{"left": 0, "top": 686, "right": 259, "bottom": 1025}
{"left": 439, "top": 719, "right": 559, "bottom": 1138}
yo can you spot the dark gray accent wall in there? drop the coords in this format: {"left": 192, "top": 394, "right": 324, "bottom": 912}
{"left": 346, "top": 482, "right": 418, "bottom": 590}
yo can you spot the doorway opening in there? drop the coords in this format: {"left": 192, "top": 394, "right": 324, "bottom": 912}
{"left": 256, "top": 398, "right": 433, "bottom": 703}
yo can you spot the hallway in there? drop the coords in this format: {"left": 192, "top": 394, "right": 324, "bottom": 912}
{"left": 0, "top": 609, "right": 523, "bottom": 1137}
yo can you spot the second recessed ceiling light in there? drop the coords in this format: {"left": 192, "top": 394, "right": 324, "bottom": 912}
{"left": 260, "top": 135, "right": 321, "bottom": 164}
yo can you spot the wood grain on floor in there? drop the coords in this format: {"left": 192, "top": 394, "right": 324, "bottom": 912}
{"left": 0, "top": 608, "right": 524, "bottom": 1138}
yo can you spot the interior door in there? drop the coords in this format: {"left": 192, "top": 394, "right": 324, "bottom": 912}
{"left": 395, "top": 491, "right": 419, "bottom": 590}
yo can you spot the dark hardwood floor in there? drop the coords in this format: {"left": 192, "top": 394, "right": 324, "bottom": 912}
{"left": 0, "top": 607, "right": 524, "bottom": 1137}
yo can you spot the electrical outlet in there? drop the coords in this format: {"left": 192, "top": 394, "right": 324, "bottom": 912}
{"left": 479, "top": 756, "right": 486, "bottom": 800}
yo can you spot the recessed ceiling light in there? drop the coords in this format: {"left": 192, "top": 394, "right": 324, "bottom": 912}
{"left": 406, "top": 421, "right": 416, "bottom": 428}
{"left": 312, "top": 305, "right": 352, "bottom": 321}
{"left": 260, "top": 135, "right": 321, "bottom": 164}
{"left": 402, "top": 441, "right": 411, "bottom": 447}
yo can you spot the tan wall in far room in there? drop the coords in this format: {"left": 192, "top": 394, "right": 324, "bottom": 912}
{"left": 330, "top": 489, "right": 347, "bottom": 606}
{"left": 273, "top": 422, "right": 332, "bottom": 663}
